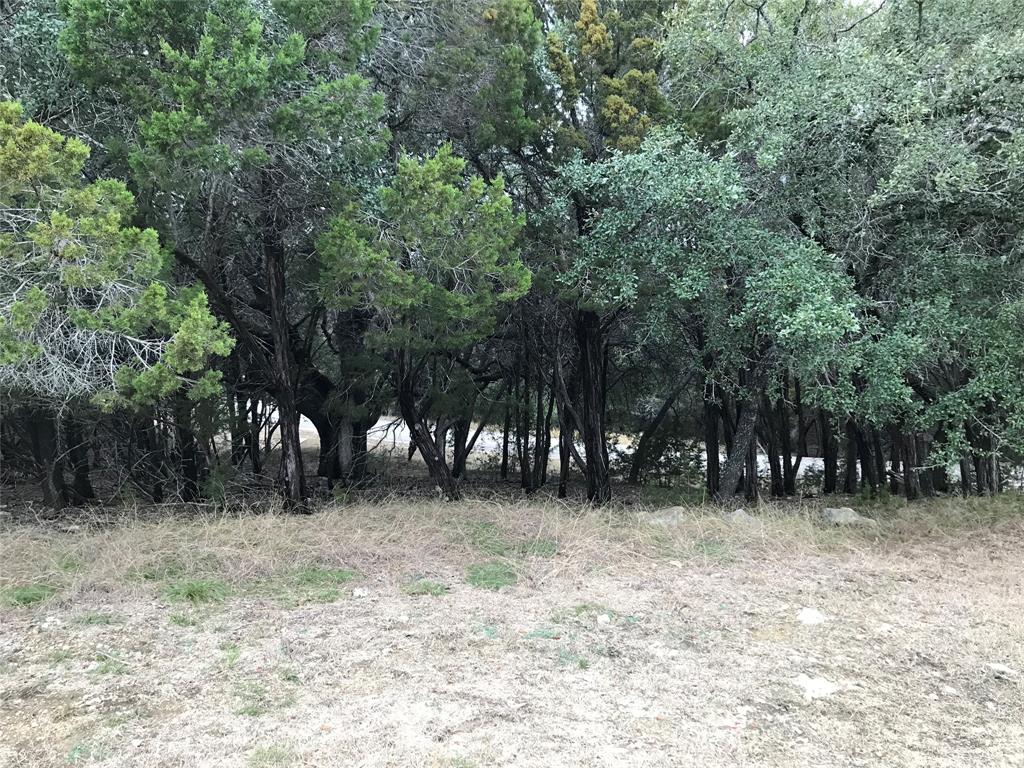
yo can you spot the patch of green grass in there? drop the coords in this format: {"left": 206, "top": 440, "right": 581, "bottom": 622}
{"left": 67, "top": 742, "right": 109, "bottom": 764}
{"left": 91, "top": 652, "right": 128, "bottom": 675}
{"left": 235, "top": 681, "right": 292, "bottom": 717}
{"left": 3, "top": 584, "right": 58, "bottom": 607}
{"left": 163, "top": 578, "right": 230, "bottom": 605}
{"left": 135, "top": 557, "right": 187, "bottom": 582}
{"left": 279, "top": 667, "right": 300, "bottom": 684}
{"left": 557, "top": 649, "right": 590, "bottom": 670}
{"left": 461, "top": 521, "right": 511, "bottom": 556}
{"left": 475, "top": 623, "right": 499, "bottom": 639}
{"left": 220, "top": 641, "right": 241, "bottom": 668}
{"left": 551, "top": 602, "right": 614, "bottom": 624}
{"left": 49, "top": 649, "right": 73, "bottom": 665}
{"left": 75, "top": 611, "right": 119, "bottom": 626}
{"left": 404, "top": 579, "right": 449, "bottom": 597}
{"left": 291, "top": 566, "right": 357, "bottom": 587}
{"left": 692, "top": 537, "right": 733, "bottom": 562}
{"left": 465, "top": 561, "right": 517, "bottom": 590}
{"left": 263, "top": 565, "right": 358, "bottom": 607}
{"left": 169, "top": 612, "right": 198, "bottom": 627}
{"left": 526, "top": 627, "right": 561, "bottom": 640}
{"left": 55, "top": 553, "right": 83, "bottom": 573}
{"left": 515, "top": 538, "right": 558, "bottom": 557}
{"left": 248, "top": 746, "right": 295, "bottom": 768}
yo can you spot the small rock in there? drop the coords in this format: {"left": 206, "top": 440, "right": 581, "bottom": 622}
{"left": 724, "top": 508, "right": 756, "bottom": 524}
{"left": 822, "top": 507, "right": 878, "bottom": 527}
{"left": 941, "top": 685, "right": 958, "bottom": 695}
{"left": 352, "top": 587, "right": 369, "bottom": 598}
{"left": 987, "top": 663, "right": 1019, "bottom": 680}
{"left": 597, "top": 613, "right": 612, "bottom": 626}
{"left": 793, "top": 674, "right": 840, "bottom": 700}
{"left": 797, "top": 607, "right": 827, "bottom": 625}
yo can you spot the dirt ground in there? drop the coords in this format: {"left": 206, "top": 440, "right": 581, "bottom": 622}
{"left": 1, "top": 498, "right": 1023, "bottom": 767}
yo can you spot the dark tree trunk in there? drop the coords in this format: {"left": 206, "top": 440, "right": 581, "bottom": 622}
{"left": 744, "top": 434, "right": 759, "bottom": 501}
{"left": 398, "top": 355, "right": 459, "bottom": 500}
{"left": 174, "top": 397, "right": 201, "bottom": 502}
{"left": 350, "top": 418, "right": 369, "bottom": 483}
{"left": 263, "top": 206, "right": 307, "bottom": 511}
{"left": 903, "top": 432, "right": 921, "bottom": 501}
{"left": 247, "top": 396, "right": 263, "bottom": 474}
{"left": 716, "top": 396, "right": 759, "bottom": 502}
{"left": 500, "top": 406, "right": 511, "bottom": 480}
{"left": 703, "top": 392, "right": 722, "bottom": 497}
{"left": 958, "top": 455, "right": 972, "bottom": 496}
{"left": 889, "top": 428, "right": 902, "bottom": 496}
{"left": 65, "top": 416, "right": 95, "bottom": 504}
{"left": 577, "top": 309, "right": 610, "bottom": 504}
{"left": 820, "top": 410, "right": 838, "bottom": 494}
{"left": 29, "top": 409, "right": 68, "bottom": 509}
{"left": 854, "top": 423, "right": 878, "bottom": 495}
{"left": 629, "top": 383, "right": 685, "bottom": 485}
{"left": 452, "top": 418, "right": 471, "bottom": 479}
{"left": 842, "top": 419, "right": 858, "bottom": 494}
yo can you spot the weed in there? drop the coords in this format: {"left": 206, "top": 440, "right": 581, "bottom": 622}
{"left": 92, "top": 652, "right": 128, "bottom": 675}
{"left": 465, "top": 561, "right": 516, "bottom": 590}
{"left": 693, "top": 537, "right": 733, "bottom": 562}
{"left": 3, "top": 584, "right": 57, "bottom": 607}
{"left": 551, "top": 602, "right": 614, "bottom": 624}
{"left": 526, "top": 627, "right": 561, "bottom": 640}
{"left": 279, "top": 667, "right": 300, "bottom": 684}
{"left": 55, "top": 553, "right": 83, "bottom": 573}
{"left": 219, "top": 641, "right": 241, "bottom": 668}
{"left": 135, "top": 557, "right": 186, "bottom": 582}
{"left": 515, "top": 538, "right": 558, "bottom": 557}
{"left": 404, "top": 579, "right": 449, "bottom": 597}
{"left": 67, "top": 742, "right": 109, "bottom": 763}
{"left": 48, "top": 649, "right": 73, "bottom": 665}
{"left": 163, "top": 578, "right": 230, "bottom": 604}
{"left": 461, "top": 521, "right": 510, "bottom": 556}
{"left": 169, "top": 612, "right": 198, "bottom": 627}
{"left": 234, "top": 681, "right": 292, "bottom": 716}
{"left": 475, "top": 623, "right": 499, "bottom": 639}
{"left": 291, "top": 566, "right": 357, "bottom": 587}
{"left": 248, "top": 746, "right": 295, "bottom": 767}
{"left": 264, "top": 565, "right": 357, "bottom": 606}
{"left": 557, "top": 649, "right": 590, "bottom": 670}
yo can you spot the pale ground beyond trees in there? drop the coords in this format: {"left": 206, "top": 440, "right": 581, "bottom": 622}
{"left": 1, "top": 498, "right": 1023, "bottom": 768}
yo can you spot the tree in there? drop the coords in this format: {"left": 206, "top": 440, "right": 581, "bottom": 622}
{"left": 56, "top": 0, "right": 387, "bottom": 508}
{"left": 319, "top": 145, "right": 530, "bottom": 499}
{"left": 0, "top": 101, "right": 232, "bottom": 506}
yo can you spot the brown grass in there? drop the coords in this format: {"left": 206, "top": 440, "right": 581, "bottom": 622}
{"left": 1, "top": 496, "right": 1023, "bottom": 767}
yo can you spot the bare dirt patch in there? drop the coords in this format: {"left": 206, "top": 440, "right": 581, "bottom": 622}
{"left": 2, "top": 500, "right": 1023, "bottom": 767}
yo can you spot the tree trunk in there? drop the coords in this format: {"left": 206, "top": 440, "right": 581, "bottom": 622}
{"left": 820, "top": 410, "right": 838, "bottom": 495}
{"left": 716, "top": 396, "right": 759, "bottom": 502}
{"left": 174, "top": 397, "right": 201, "bottom": 502}
{"left": 65, "top": 416, "right": 95, "bottom": 504}
{"left": 629, "top": 383, "right": 685, "bottom": 485}
{"left": 398, "top": 355, "right": 459, "bottom": 500}
{"left": 263, "top": 204, "right": 307, "bottom": 511}
{"left": 842, "top": 419, "right": 858, "bottom": 494}
{"left": 703, "top": 393, "right": 722, "bottom": 497}
{"left": 577, "top": 309, "right": 611, "bottom": 504}
{"left": 500, "top": 406, "right": 511, "bottom": 480}
{"left": 29, "top": 409, "right": 68, "bottom": 509}
{"left": 902, "top": 432, "right": 920, "bottom": 501}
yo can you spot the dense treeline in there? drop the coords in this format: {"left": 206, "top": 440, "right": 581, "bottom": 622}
{"left": 1, "top": 0, "right": 1022, "bottom": 509}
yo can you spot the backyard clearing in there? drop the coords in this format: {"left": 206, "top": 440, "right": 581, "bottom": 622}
{"left": 1, "top": 499, "right": 1023, "bottom": 768}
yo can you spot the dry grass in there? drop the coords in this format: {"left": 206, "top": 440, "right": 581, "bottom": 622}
{"left": 1, "top": 495, "right": 1023, "bottom": 767}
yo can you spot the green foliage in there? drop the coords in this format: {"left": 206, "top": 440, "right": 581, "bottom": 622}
{"left": 0, "top": 102, "right": 232, "bottom": 404}
{"left": 465, "top": 560, "right": 517, "bottom": 590}
{"left": 321, "top": 145, "right": 530, "bottom": 353}
{"left": 404, "top": 579, "right": 450, "bottom": 597}
{"left": 3, "top": 583, "right": 58, "bottom": 606}
{"left": 163, "top": 578, "right": 231, "bottom": 604}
